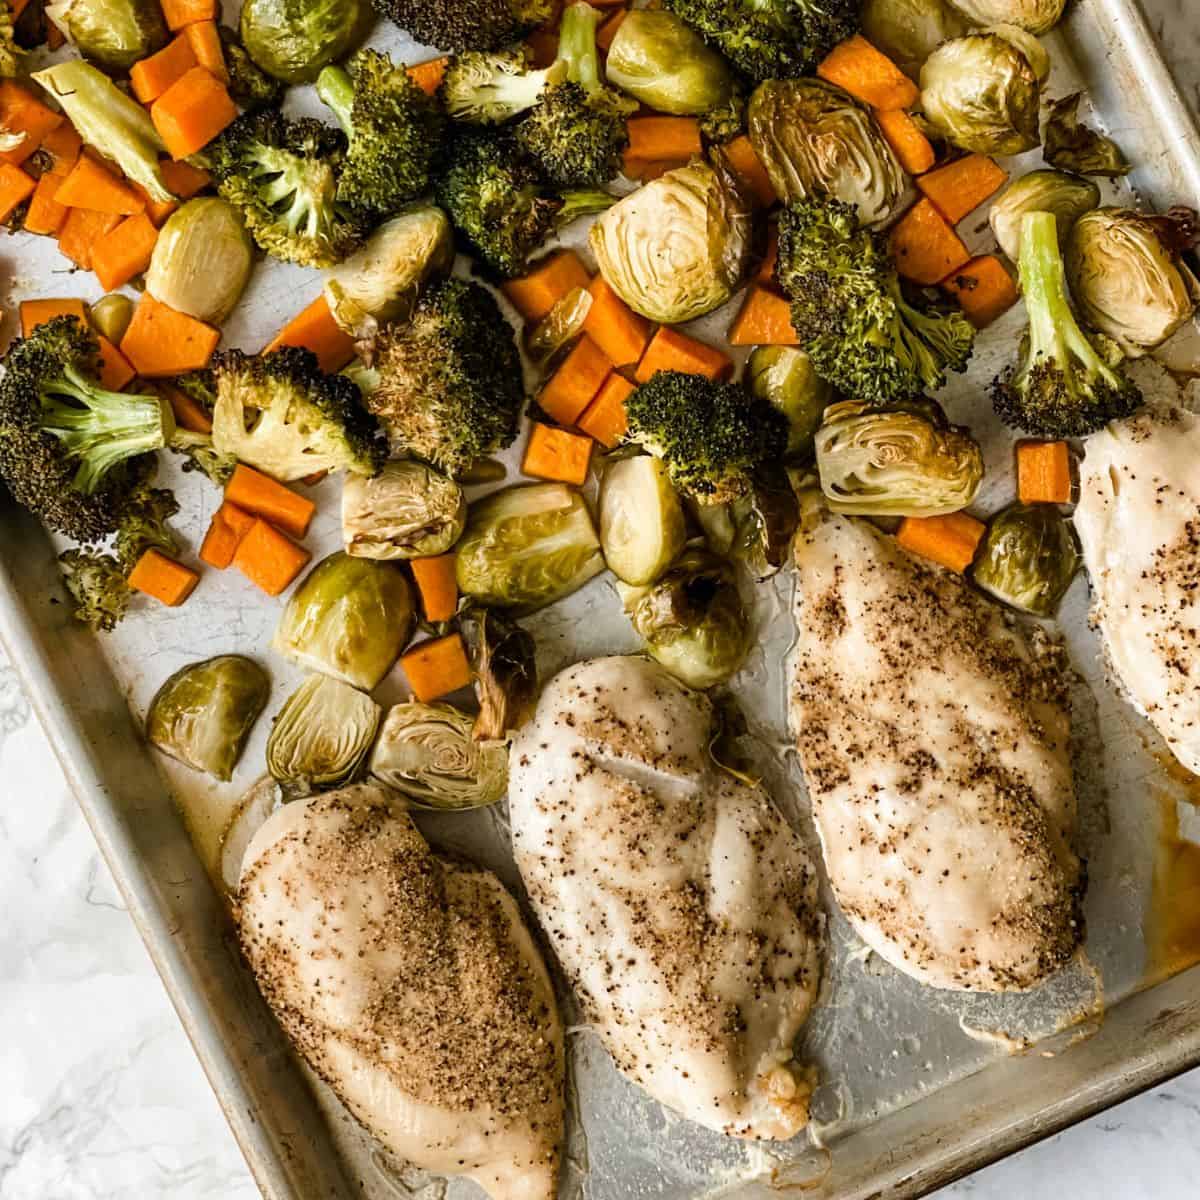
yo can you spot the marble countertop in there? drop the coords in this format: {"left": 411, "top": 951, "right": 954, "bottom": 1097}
{"left": 4, "top": 4, "right": 1200, "bottom": 1196}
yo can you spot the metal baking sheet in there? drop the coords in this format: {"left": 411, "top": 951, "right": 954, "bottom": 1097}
{"left": 3, "top": 1, "right": 1200, "bottom": 1197}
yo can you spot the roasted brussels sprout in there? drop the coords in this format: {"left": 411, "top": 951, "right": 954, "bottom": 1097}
{"left": 1043, "top": 92, "right": 1131, "bottom": 177}
{"left": 341, "top": 461, "right": 466, "bottom": 560}
{"left": 944, "top": 0, "right": 1065, "bottom": 34}
{"left": 456, "top": 483, "right": 605, "bottom": 612}
{"left": 266, "top": 673, "right": 381, "bottom": 794}
{"left": 46, "top": 0, "right": 166, "bottom": 73}
{"left": 461, "top": 609, "right": 537, "bottom": 741}
{"left": 145, "top": 199, "right": 253, "bottom": 326}
{"left": 272, "top": 552, "right": 415, "bottom": 690}
{"left": 90, "top": 294, "right": 134, "bottom": 345}
{"left": 323, "top": 207, "right": 454, "bottom": 341}
{"left": 972, "top": 502, "right": 1079, "bottom": 616}
{"left": 589, "top": 160, "right": 752, "bottom": 324}
{"left": 745, "top": 345, "right": 832, "bottom": 459}
{"left": 814, "top": 399, "right": 984, "bottom": 517}
{"left": 1065, "top": 207, "right": 1200, "bottom": 355}
{"left": 860, "top": 0, "right": 969, "bottom": 80}
{"left": 729, "top": 467, "right": 800, "bottom": 580}
{"left": 621, "top": 550, "right": 748, "bottom": 689}
{"left": 368, "top": 702, "right": 508, "bottom": 809}
{"left": 599, "top": 454, "right": 687, "bottom": 586}
{"left": 240, "top": 0, "right": 369, "bottom": 83}
{"left": 748, "top": 79, "right": 908, "bottom": 229}
{"left": 920, "top": 30, "right": 1044, "bottom": 156}
{"left": 146, "top": 655, "right": 269, "bottom": 782}
{"left": 989, "top": 169, "right": 1100, "bottom": 262}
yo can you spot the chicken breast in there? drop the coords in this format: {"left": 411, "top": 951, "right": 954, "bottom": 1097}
{"left": 790, "top": 512, "right": 1083, "bottom": 992}
{"left": 238, "top": 783, "right": 564, "bottom": 1200}
{"left": 1076, "top": 404, "right": 1200, "bottom": 774}
{"left": 508, "top": 656, "right": 822, "bottom": 1141}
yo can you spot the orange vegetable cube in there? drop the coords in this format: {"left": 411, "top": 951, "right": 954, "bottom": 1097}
{"left": 90, "top": 213, "right": 159, "bottom": 291}
{"left": 409, "top": 554, "right": 458, "bottom": 623}
{"left": 817, "top": 34, "right": 918, "bottom": 110}
{"left": 127, "top": 548, "right": 200, "bottom": 606}
{"left": 19, "top": 297, "right": 87, "bottom": 337}
{"left": 581, "top": 275, "right": 652, "bottom": 367}
{"left": 873, "top": 108, "right": 936, "bottom": 176}
{"left": 916, "top": 154, "right": 1009, "bottom": 225}
{"left": 95, "top": 335, "right": 136, "bottom": 391}
{"left": 539, "top": 334, "right": 613, "bottom": 425}
{"left": 130, "top": 33, "right": 199, "bottom": 104}
{"left": 636, "top": 327, "right": 731, "bottom": 382}
{"left": 120, "top": 294, "right": 220, "bottom": 376}
{"left": 941, "top": 255, "right": 1019, "bottom": 328}
{"left": 0, "top": 162, "right": 34, "bottom": 223}
{"left": 232, "top": 519, "right": 311, "bottom": 596}
{"left": 151, "top": 67, "right": 237, "bottom": 159}
{"left": 889, "top": 198, "right": 971, "bottom": 286}
{"left": 401, "top": 633, "right": 473, "bottom": 703}
{"left": 57, "top": 208, "right": 122, "bottom": 270}
{"left": 1017, "top": 441, "right": 1073, "bottom": 506}
{"left": 0, "top": 81, "right": 63, "bottom": 166}
{"left": 896, "top": 512, "right": 985, "bottom": 574}
{"left": 262, "top": 293, "right": 356, "bottom": 374}
{"left": 729, "top": 286, "right": 799, "bottom": 346}
{"left": 159, "top": 0, "right": 217, "bottom": 30}
{"left": 184, "top": 21, "right": 227, "bottom": 82}
{"left": 523, "top": 422, "right": 594, "bottom": 485}
{"left": 200, "top": 501, "right": 256, "bottom": 569}
{"left": 578, "top": 371, "right": 633, "bottom": 449}
{"left": 502, "top": 249, "right": 591, "bottom": 323}
{"left": 407, "top": 56, "right": 448, "bottom": 96}
{"left": 225, "top": 464, "right": 316, "bottom": 540}
{"left": 721, "top": 135, "right": 777, "bottom": 208}
{"left": 24, "top": 173, "right": 69, "bottom": 236}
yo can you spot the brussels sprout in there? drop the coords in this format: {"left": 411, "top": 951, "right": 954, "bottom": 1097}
{"left": 90, "top": 294, "right": 134, "bottom": 345}
{"left": 748, "top": 78, "right": 908, "bottom": 229}
{"left": 729, "top": 467, "right": 800, "bottom": 579}
{"left": 456, "top": 483, "right": 605, "bottom": 612}
{"left": 861, "top": 0, "right": 969, "bottom": 80}
{"left": 589, "top": 160, "right": 753, "bottom": 324}
{"left": 461, "top": 609, "right": 537, "bottom": 741}
{"left": 605, "top": 10, "right": 740, "bottom": 118}
{"left": 944, "top": 0, "right": 1065, "bottom": 34}
{"left": 1043, "top": 92, "right": 1131, "bottom": 178}
{"left": 989, "top": 169, "right": 1100, "bottom": 261}
{"left": 266, "top": 673, "right": 381, "bottom": 794}
{"left": 272, "top": 552, "right": 416, "bottom": 690}
{"left": 745, "top": 345, "right": 832, "bottom": 459}
{"left": 145, "top": 199, "right": 253, "bottom": 326}
{"left": 146, "top": 655, "right": 269, "bottom": 782}
{"left": 525, "top": 286, "right": 593, "bottom": 371}
{"left": 369, "top": 702, "right": 508, "bottom": 810}
{"left": 814, "top": 399, "right": 984, "bottom": 517}
{"left": 46, "top": 0, "right": 166, "bottom": 73}
{"left": 920, "top": 30, "right": 1043, "bottom": 155}
{"left": 323, "top": 207, "right": 455, "bottom": 340}
{"left": 599, "top": 455, "right": 687, "bottom": 586}
{"left": 240, "top": 0, "right": 370, "bottom": 84}
{"left": 1065, "top": 207, "right": 1200, "bottom": 356}
{"left": 341, "top": 461, "right": 466, "bottom": 561}
{"left": 620, "top": 550, "right": 748, "bottom": 690}
{"left": 972, "top": 502, "right": 1079, "bottom": 616}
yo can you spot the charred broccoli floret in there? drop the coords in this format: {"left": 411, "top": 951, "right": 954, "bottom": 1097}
{"left": 357, "top": 278, "right": 523, "bottom": 476}
{"left": 777, "top": 198, "right": 975, "bottom": 406}
{"left": 219, "top": 26, "right": 283, "bottom": 111}
{"left": 208, "top": 112, "right": 366, "bottom": 268}
{"left": 210, "top": 347, "right": 385, "bottom": 482}
{"left": 625, "top": 370, "right": 788, "bottom": 505}
{"left": 316, "top": 50, "right": 445, "bottom": 216}
{"left": 59, "top": 550, "right": 131, "bottom": 632}
{"left": 440, "top": 48, "right": 566, "bottom": 125}
{"left": 372, "top": 0, "right": 555, "bottom": 53}
{"left": 112, "top": 484, "right": 179, "bottom": 566}
{"left": 992, "top": 210, "right": 1142, "bottom": 437}
{"left": 0, "top": 317, "right": 174, "bottom": 542}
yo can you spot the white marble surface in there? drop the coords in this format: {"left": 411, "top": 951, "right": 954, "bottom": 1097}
{"left": 5, "top": 4, "right": 1200, "bottom": 1198}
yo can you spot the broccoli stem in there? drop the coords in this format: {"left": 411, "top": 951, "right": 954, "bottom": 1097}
{"left": 316, "top": 66, "right": 356, "bottom": 139}
{"left": 554, "top": 188, "right": 616, "bottom": 228}
{"left": 558, "top": 1, "right": 603, "bottom": 92}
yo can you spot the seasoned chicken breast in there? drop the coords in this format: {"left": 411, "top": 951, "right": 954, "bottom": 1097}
{"left": 1076, "top": 404, "right": 1200, "bottom": 774}
{"left": 790, "top": 512, "right": 1083, "bottom": 992}
{"left": 509, "top": 656, "right": 823, "bottom": 1141}
{"left": 238, "top": 783, "right": 564, "bottom": 1200}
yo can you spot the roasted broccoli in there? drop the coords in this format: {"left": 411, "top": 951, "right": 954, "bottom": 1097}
{"left": 219, "top": 26, "right": 283, "bottom": 111}
{"left": 625, "top": 370, "right": 788, "bottom": 505}
{"left": 210, "top": 347, "right": 385, "bottom": 482}
{"left": 434, "top": 129, "right": 562, "bottom": 277}
{"left": 664, "top": 0, "right": 859, "bottom": 82}
{"left": 440, "top": 48, "right": 566, "bottom": 124}
{"left": 113, "top": 484, "right": 180, "bottom": 566}
{"left": 554, "top": 187, "right": 616, "bottom": 229}
{"left": 992, "top": 210, "right": 1142, "bottom": 437}
{"left": 0, "top": 6, "right": 22, "bottom": 78}
{"left": 59, "top": 550, "right": 131, "bottom": 632}
{"left": 372, "top": 0, "right": 555, "bottom": 53}
{"left": 208, "top": 112, "right": 365, "bottom": 268}
{"left": 777, "top": 198, "right": 975, "bottom": 406}
{"left": 357, "top": 278, "right": 523, "bottom": 476}
{"left": 316, "top": 50, "right": 445, "bottom": 216}
{"left": 0, "top": 317, "right": 174, "bottom": 542}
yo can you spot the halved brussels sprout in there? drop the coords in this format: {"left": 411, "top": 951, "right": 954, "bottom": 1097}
{"left": 1065, "top": 207, "right": 1200, "bottom": 356}
{"left": 323, "top": 207, "right": 454, "bottom": 341}
{"left": 368, "top": 702, "right": 508, "bottom": 810}
{"left": 146, "top": 655, "right": 269, "bottom": 782}
{"left": 272, "top": 552, "right": 415, "bottom": 690}
{"left": 589, "top": 160, "right": 753, "bottom": 324}
{"left": 989, "top": 169, "right": 1100, "bottom": 262}
{"left": 620, "top": 549, "right": 748, "bottom": 690}
{"left": 461, "top": 609, "right": 538, "bottom": 741}
{"left": 861, "top": 0, "right": 969, "bottom": 80}
{"left": 240, "top": 0, "right": 369, "bottom": 83}
{"left": 46, "top": 0, "right": 166, "bottom": 73}
{"left": 146, "top": 199, "right": 254, "bottom": 326}
{"left": 341, "top": 460, "right": 466, "bottom": 560}
{"left": 600, "top": 455, "right": 687, "bottom": 586}
{"left": 746, "top": 345, "right": 832, "bottom": 459}
{"left": 945, "top": 0, "right": 1065, "bottom": 34}
{"left": 1043, "top": 92, "right": 1131, "bottom": 178}
{"left": 748, "top": 78, "right": 908, "bottom": 228}
{"left": 814, "top": 400, "right": 984, "bottom": 517}
{"left": 729, "top": 467, "right": 800, "bottom": 580}
{"left": 90, "top": 294, "right": 135, "bottom": 345}
{"left": 456, "top": 483, "right": 605, "bottom": 612}
{"left": 266, "top": 673, "right": 380, "bottom": 794}
{"left": 971, "top": 502, "right": 1079, "bottom": 616}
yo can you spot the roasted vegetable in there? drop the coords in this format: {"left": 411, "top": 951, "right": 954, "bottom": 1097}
{"left": 0, "top": 7, "right": 21, "bottom": 77}
{"left": 373, "top": 0, "right": 555, "bottom": 52}
{"left": 146, "top": 655, "right": 269, "bottom": 781}
{"left": 59, "top": 549, "right": 130, "bottom": 631}
{"left": 341, "top": 461, "right": 466, "bottom": 560}
{"left": 989, "top": 169, "right": 1100, "bottom": 261}
{"left": 461, "top": 608, "right": 537, "bottom": 740}
{"left": 745, "top": 345, "right": 831, "bottom": 460}
{"left": 90, "top": 294, "right": 135, "bottom": 346}
{"left": 525, "top": 285, "right": 593, "bottom": 370}
{"left": 860, "top": 0, "right": 969, "bottom": 80}
{"left": 945, "top": 0, "right": 1065, "bottom": 33}
{"left": 1044, "top": 92, "right": 1131, "bottom": 177}
{"left": 240, "top": 0, "right": 369, "bottom": 84}
{"left": 46, "top": 0, "right": 166, "bottom": 73}
{"left": 456, "top": 483, "right": 604, "bottom": 612}
{"left": 220, "top": 25, "right": 284, "bottom": 110}
{"left": 439, "top": 49, "right": 566, "bottom": 125}
{"left": 972, "top": 502, "right": 1080, "bottom": 616}
{"left": 599, "top": 455, "right": 687, "bottom": 587}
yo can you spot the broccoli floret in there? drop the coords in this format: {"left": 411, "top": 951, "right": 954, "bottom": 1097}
{"left": 517, "top": 83, "right": 631, "bottom": 188}
{"left": 219, "top": 26, "right": 283, "bottom": 111}
{"left": 440, "top": 49, "right": 566, "bottom": 125}
{"left": 699, "top": 91, "right": 746, "bottom": 144}
{"left": 59, "top": 549, "right": 131, "bottom": 632}
{"left": 372, "top": 0, "right": 555, "bottom": 53}
{"left": 625, "top": 370, "right": 788, "bottom": 505}
{"left": 316, "top": 50, "right": 445, "bottom": 217}
{"left": 113, "top": 484, "right": 179, "bottom": 567}
{"left": 0, "top": 7, "right": 22, "bottom": 78}
{"left": 991, "top": 210, "right": 1142, "bottom": 437}
{"left": 0, "top": 317, "right": 174, "bottom": 542}
{"left": 359, "top": 278, "right": 523, "bottom": 476}
{"left": 435, "top": 129, "right": 562, "bottom": 277}
{"left": 777, "top": 197, "right": 975, "bottom": 406}
{"left": 210, "top": 347, "right": 384, "bottom": 482}
{"left": 664, "top": 0, "right": 859, "bottom": 82}
{"left": 208, "top": 112, "right": 366, "bottom": 268}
